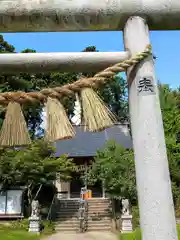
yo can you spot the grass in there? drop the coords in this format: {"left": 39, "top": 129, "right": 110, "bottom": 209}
{"left": 119, "top": 228, "right": 141, "bottom": 240}
{"left": 0, "top": 229, "right": 40, "bottom": 240}
{"left": 119, "top": 226, "right": 180, "bottom": 239}
{"left": 0, "top": 219, "right": 55, "bottom": 240}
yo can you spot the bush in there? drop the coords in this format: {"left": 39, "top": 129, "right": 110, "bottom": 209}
{"left": 132, "top": 206, "right": 140, "bottom": 228}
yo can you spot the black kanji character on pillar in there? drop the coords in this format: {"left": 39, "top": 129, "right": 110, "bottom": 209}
{"left": 137, "top": 77, "right": 154, "bottom": 93}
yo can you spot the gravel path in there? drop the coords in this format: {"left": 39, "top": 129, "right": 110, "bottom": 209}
{"left": 43, "top": 231, "right": 118, "bottom": 240}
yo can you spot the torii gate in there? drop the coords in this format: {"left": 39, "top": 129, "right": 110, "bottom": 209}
{"left": 0, "top": 0, "right": 179, "bottom": 239}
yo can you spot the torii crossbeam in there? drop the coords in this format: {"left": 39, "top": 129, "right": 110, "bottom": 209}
{"left": 0, "top": 0, "right": 180, "bottom": 32}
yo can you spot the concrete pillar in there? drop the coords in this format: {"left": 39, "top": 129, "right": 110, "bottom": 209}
{"left": 55, "top": 180, "right": 70, "bottom": 199}
{"left": 102, "top": 181, "right": 106, "bottom": 198}
{"left": 123, "top": 16, "right": 178, "bottom": 240}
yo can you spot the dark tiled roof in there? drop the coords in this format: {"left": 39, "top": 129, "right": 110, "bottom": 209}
{"left": 54, "top": 123, "right": 132, "bottom": 157}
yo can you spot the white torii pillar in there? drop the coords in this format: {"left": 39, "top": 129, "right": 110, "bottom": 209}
{"left": 123, "top": 16, "right": 178, "bottom": 240}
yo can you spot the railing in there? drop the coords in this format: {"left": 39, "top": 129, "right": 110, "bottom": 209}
{"left": 78, "top": 198, "right": 88, "bottom": 233}
{"left": 78, "top": 187, "right": 88, "bottom": 233}
{"left": 47, "top": 194, "right": 56, "bottom": 221}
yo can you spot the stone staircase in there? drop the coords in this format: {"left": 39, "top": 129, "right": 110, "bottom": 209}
{"left": 54, "top": 198, "right": 112, "bottom": 232}
{"left": 55, "top": 199, "right": 80, "bottom": 232}
{"left": 87, "top": 198, "right": 112, "bottom": 231}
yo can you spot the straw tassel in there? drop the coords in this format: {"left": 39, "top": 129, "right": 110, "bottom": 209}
{"left": 45, "top": 97, "right": 75, "bottom": 142}
{"left": 0, "top": 102, "right": 31, "bottom": 147}
{"left": 81, "top": 88, "right": 116, "bottom": 132}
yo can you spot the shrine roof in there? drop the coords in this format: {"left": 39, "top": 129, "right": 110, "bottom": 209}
{"left": 54, "top": 123, "right": 132, "bottom": 158}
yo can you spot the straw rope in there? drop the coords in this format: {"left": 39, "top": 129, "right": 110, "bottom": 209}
{"left": 0, "top": 45, "right": 152, "bottom": 105}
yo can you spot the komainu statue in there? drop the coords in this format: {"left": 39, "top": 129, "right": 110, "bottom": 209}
{"left": 31, "top": 200, "right": 40, "bottom": 217}
{"left": 122, "top": 198, "right": 130, "bottom": 216}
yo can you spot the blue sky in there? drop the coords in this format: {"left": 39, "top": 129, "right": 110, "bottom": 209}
{"left": 2, "top": 31, "right": 180, "bottom": 89}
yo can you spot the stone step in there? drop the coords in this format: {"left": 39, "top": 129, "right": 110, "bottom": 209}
{"left": 56, "top": 208, "right": 111, "bottom": 213}
{"left": 56, "top": 200, "right": 110, "bottom": 207}
{"left": 88, "top": 202, "right": 111, "bottom": 206}
{"left": 55, "top": 218, "right": 79, "bottom": 222}
{"left": 55, "top": 207, "right": 80, "bottom": 211}
{"left": 88, "top": 202, "right": 110, "bottom": 206}
{"left": 88, "top": 221, "right": 111, "bottom": 227}
{"left": 56, "top": 214, "right": 110, "bottom": 219}
{"left": 56, "top": 203, "right": 80, "bottom": 208}
{"left": 89, "top": 209, "right": 111, "bottom": 212}
{"left": 54, "top": 199, "right": 112, "bottom": 233}
{"left": 88, "top": 198, "right": 110, "bottom": 201}
{"left": 55, "top": 225, "right": 111, "bottom": 230}
{"left": 87, "top": 199, "right": 111, "bottom": 204}
{"left": 56, "top": 220, "right": 110, "bottom": 226}
{"left": 88, "top": 205, "right": 111, "bottom": 208}
{"left": 89, "top": 204, "right": 111, "bottom": 207}
{"left": 55, "top": 227, "right": 111, "bottom": 232}
{"left": 87, "top": 223, "right": 111, "bottom": 227}
{"left": 87, "top": 208, "right": 111, "bottom": 212}
{"left": 87, "top": 226, "right": 111, "bottom": 231}
{"left": 55, "top": 226, "right": 79, "bottom": 232}
{"left": 56, "top": 208, "right": 79, "bottom": 212}
{"left": 90, "top": 201, "right": 110, "bottom": 203}
{"left": 57, "top": 200, "right": 80, "bottom": 202}
{"left": 56, "top": 210, "right": 111, "bottom": 214}
{"left": 55, "top": 222, "right": 79, "bottom": 227}
{"left": 56, "top": 214, "right": 111, "bottom": 219}
{"left": 56, "top": 211, "right": 111, "bottom": 217}
{"left": 56, "top": 202, "right": 80, "bottom": 207}
{"left": 55, "top": 222, "right": 111, "bottom": 230}
{"left": 57, "top": 200, "right": 80, "bottom": 203}
{"left": 56, "top": 214, "right": 79, "bottom": 218}
{"left": 56, "top": 218, "right": 111, "bottom": 224}
{"left": 56, "top": 204, "right": 110, "bottom": 209}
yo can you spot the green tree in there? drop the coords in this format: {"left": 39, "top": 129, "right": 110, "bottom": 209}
{"left": 0, "top": 35, "right": 44, "bottom": 138}
{"left": 99, "top": 74, "right": 128, "bottom": 122}
{"left": 0, "top": 139, "right": 75, "bottom": 205}
{"left": 86, "top": 139, "right": 136, "bottom": 203}
{"left": 159, "top": 84, "right": 180, "bottom": 206}
{"left": 159, "top": 84, "right": 180, "bottom": 136}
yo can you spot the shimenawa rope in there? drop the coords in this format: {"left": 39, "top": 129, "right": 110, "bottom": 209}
{"left": 0, "top": 45, "right": 152, "bottom": 146}
{"left": 0, "top": 45, "right": 152, "bottom": 105}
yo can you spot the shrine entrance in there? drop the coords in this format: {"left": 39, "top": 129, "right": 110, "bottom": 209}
{"left": 70, "top": 158, "right": 103, "bottom": 199}
{"left": 70, "top": 172, "right": 103, "bottom": 199}
{"left": 0, "top": 1, "right": 179, "bottom": 239}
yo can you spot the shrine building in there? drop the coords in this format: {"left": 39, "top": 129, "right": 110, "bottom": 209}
{"left": 54, "top": 123, "right": 132, "bottom": 199}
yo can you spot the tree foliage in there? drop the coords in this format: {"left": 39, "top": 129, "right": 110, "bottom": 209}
{"left": 159, "top": 84, "right": 180, "bottom": 206}
{"left": 0, "top": 140, "right": 75, "bottom": 204}
{"left": 99, "top": 74, "right": 128, "bottom": 122}
{"left": 86, "top": 139, "right": 136, "bottom": 203}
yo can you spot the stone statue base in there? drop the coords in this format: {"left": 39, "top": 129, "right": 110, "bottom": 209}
{"left": 29, "top": 216, "right": 40, "bottom": 234}
{"left": 121, "top": 214, "right": 133, "bottom": 233}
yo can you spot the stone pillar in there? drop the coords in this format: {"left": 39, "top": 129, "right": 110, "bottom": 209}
{"left": 121, "top": 215, "right": 133, "bottom": 233}
{"left": 29, "top": 200, "right": 40, "bottom": 234}
{"left": 102, "top": 180, "right": 106, "bottom": 198}
{"left": 123, "top": 16, "right": 178, "bottom": 240}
